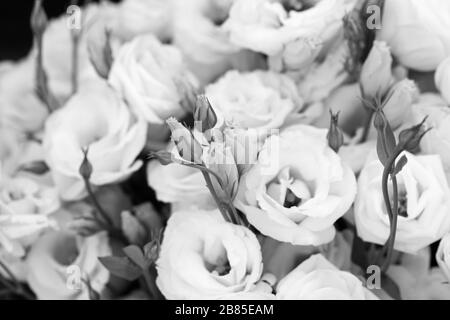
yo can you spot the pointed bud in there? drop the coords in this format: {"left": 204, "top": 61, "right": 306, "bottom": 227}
{"left": 194, "top": 95, "right": 217, "bottom": 132}
{"left": 143, "top": 230, "right": 162, "bottom": 264}
{"left": 79, "top": 148, "right": 93, "bottom": 180}
{"left": 30, "top": 0, "right": 48, "bottom": 37}
{"left": 382, "top": 79, "right": 419, "bottom": 129}
{"left": 87, "top": 23, "right": 113, "bottom": 79}
{"left": 327, "top": 110, "right": 344, "bottom": 153}
{"left": 121, "top": 211, "right": 147, "bottom": 246}
{"left": 166, "top": 118, "right": 203, "bottom": 163}
{"left": 398, "top": 117, "right": 431, "bottom": 153}
{"left": 360, "top": 41, "right": 393, "bottom": 99}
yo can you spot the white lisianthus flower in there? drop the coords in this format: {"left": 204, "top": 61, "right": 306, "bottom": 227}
{"left": 108, "top": 34, "right": 197, "bottom": 124}
{"left": 156, "top": 210, "right": 263, "bottom": 300}
{"left": 26, "top": 231, "right": 111, "bottom": 300}
{"left": 411, "top": 94, "right": 450, "bottom": 177}
{"left": 355, "top": 152, "right": 450, "bottom": 253}
{"left": 224, "top": 0, "right": 357, "bottom": 69}
{"left": 435, "top": 56, "right": 450, "bottom": 104}
{"left": 0, "top": 174, "right": 59, "bottom": 258}
{"left": 205, "top": 70, "right": 308, "bottom": 131}
{"left": 276, "top": 254, "right": 378, "bottom": 300}
{"left": 112, "top": 0, "right": 173, "bottom": 42}
{"left": 377, "top": 0, "right": 450, "bottom": 71}
{"left": 436, "top": 233, "right": 450, "bottom": 282}
{"left": 235, "top": 125, "right": 357, "bottom": 246}
{"left": 43, "top": 80, "right": 147, "bottom": 201}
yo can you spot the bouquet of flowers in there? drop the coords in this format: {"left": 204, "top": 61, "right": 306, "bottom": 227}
{"left": 1, "top": 0, "right": 450, "bottom": 301}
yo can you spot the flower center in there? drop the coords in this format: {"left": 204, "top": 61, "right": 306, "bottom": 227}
{"left": 283, "top": 188, "right": 302, "bottom": 208}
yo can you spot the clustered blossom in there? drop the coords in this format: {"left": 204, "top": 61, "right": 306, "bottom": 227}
{"left": 0, "top": 0, "right": 449, "bottom": 302}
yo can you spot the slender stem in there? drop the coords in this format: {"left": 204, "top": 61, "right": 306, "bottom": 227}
{"left": 83, "top": 178, "right": 114, "bottom": 227}
{"left": 382, "top": 173, "right": 399, "bottom": 272}
{"left": 71, "top": 31, "right": 79, "bottom": 95}
{"left": 378, "top": 148, "right": 402, "bottom": 271}
{"left": 142, "top": 267, "right": 161, "bottom": 300}
{"left": 0, "top": 262, "right": 34, "bottom": 300}
{"left": 201, "top": 171, "right": 233, "bottom": 223}
{"left": 360, "top": 110, "right": 374, "bottom": 143}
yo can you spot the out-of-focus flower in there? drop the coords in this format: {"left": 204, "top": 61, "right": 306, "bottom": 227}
{"left": 39, "top": 3, "right": 115, "bottom": 100}
{"left": 43, "top": 80, "right": 146, "bottom": 200}
{"left": 436, "top": 233, "right": 450, "bottom": 282}
{"left": 377, "top": 0, "right": 450, "bottom": 71}
{"left": 355, "top": 151, "right": 450, "bottom": 253}
{"left": 359, "top": 41, "right": 393, "bottom": 98}
{"left": 435, "top": 56, "right": 450, "bottom": 104}
{"left": 0, "top": 174, "right": 59, "bottom": 258}
{"left": 156, "top": 209, "right": 263, "bottom": 299}
{"left": 224, "top": 0, "right": 357, "bottom": 72}
{"left": 235, "top": 125, "right": 357, "bottom": 246}
{"left": 388, "top": 247, "right": 450, "bottom": 299}
{"left": 205, "top": 70, "right": 306, "bottom": 131}
{"left": 108, "top": 34, "right": 197, "bottom": 124}
{"left": 172, "top": 0, "right": 262, "bottom": 85}
{"left": 26, "top": 231, "right": 111, "bottom": 300}
{"left": 0, "top": 59, "right": 47, "bottom": 134}
{"left": 276, "top": 254, "right": 378, "bottom": 300}
{"left": 111, "top": 0, "right": 173, "bottom": 42}
{"left": 411, "top": 94, "right": 450, "bottom": 176}
{"left": 382, "top": 79, "right": 419, "bottom": 129}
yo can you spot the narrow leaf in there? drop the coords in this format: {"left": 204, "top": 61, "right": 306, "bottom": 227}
{"left": 98, "top": 256, "right": 142, "bottom": 281}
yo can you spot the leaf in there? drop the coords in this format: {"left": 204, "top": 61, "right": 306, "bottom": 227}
{"left": 19, "top": 161, "right": 49, "bottom": 175}
{"left": 123, "top": 245, "right": 147, "bottom": 269}
{"left": 393, "top": 155, "right": 408, "bottom": 176}
{"left": 148, "top": 151, "right": 174, "bottom": 166}
{"left": 381, "top": 273, "right": 401, "bottom": 300}
{"left": 98, "top": 256, "right": 142, "bottom": 281}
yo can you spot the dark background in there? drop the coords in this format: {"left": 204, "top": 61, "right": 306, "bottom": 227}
{"left": 0, "top": 1, "right": 119, "bottom": 61}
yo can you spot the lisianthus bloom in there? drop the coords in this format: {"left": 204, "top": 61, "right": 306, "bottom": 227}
{"left": 156, "top": 209, "right": 263, "bottom": 299}
{"left": 276, "top": 254, "right": 378, "bottom": 300}
{"left": 172, "top": 0, "right": 261, "bottom": 85}
{"left": 377, "top": 0, "right": 450, "bottom": 71}
{"left": 224, "top": 0, "right": 357, "bottom": 71}
{"left": 355, "top": 152, "right": 450, "bottom": 253}
{"left": 43, "top": 80, "right": 146, "bottom": 200}
{"left": 108, "top": 34, "right": 197, "bottom": 124}
{"left": 205, "top": 70, "right": 309, "bottom": 131}
{"left": 111, "top": 0, "right": 173, "bottom": 42}
{"left": 235, "top": 125, "right": 357, "bottom": 246}
{"left": 0, "top": 173, "right": 59, "bottom": 258}
{"left": 26, "top": 231, "right": 111, "bottom": 300}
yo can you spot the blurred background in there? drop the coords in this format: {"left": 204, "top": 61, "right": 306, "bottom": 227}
{"left": 0, "top": 1, "right": 119, "bottom": 60}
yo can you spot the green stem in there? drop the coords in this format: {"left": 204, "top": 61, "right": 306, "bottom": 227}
{"left": 201, "top": 171, "right": 233, "bottom": 223}
{"left": 0, "top": 261, "right": 34, "bottom": 300}
{"left": 83, "top": 179, "right": 114, "bottom": 227}
{"left": 142, "top": 267, "right": 161, "bottom": 300}
{"left": 71, "top": 31, "right": 79, "bottom": 95}
{"left": 360, "top": 110, "right": 374, "bottom": 143}
{"left": 378, "top": 148, "right": 401, "bottom": 272}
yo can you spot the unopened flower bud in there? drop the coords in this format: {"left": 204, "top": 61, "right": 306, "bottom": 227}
{"left": 194, "top": 95, "right": 217, "bottom": 132}
{"left": 398, "top": 117, "right": 431, "bottom": 153}
{"left": 79, "top": 148, "right": 93, "bottom": 180}
{"left": 166, "top": 118, "right": 203, "bottom": 163}
{"left": 435, "top": 57, "right": 450, "bottom": 105}
{"left": 360, "top": 41, "right": 393, "bottom": 98}
{"left": 327, "top": 110, "right": 344, "bottom": 153}
{"left": 30, "top": 0, "right": 48, "bottom": 37}
{"left": 87, "top": 23, "right": 113, "bottom": 79}
{"left": 383, "top": 79, "right": 419, "bottom": 129}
